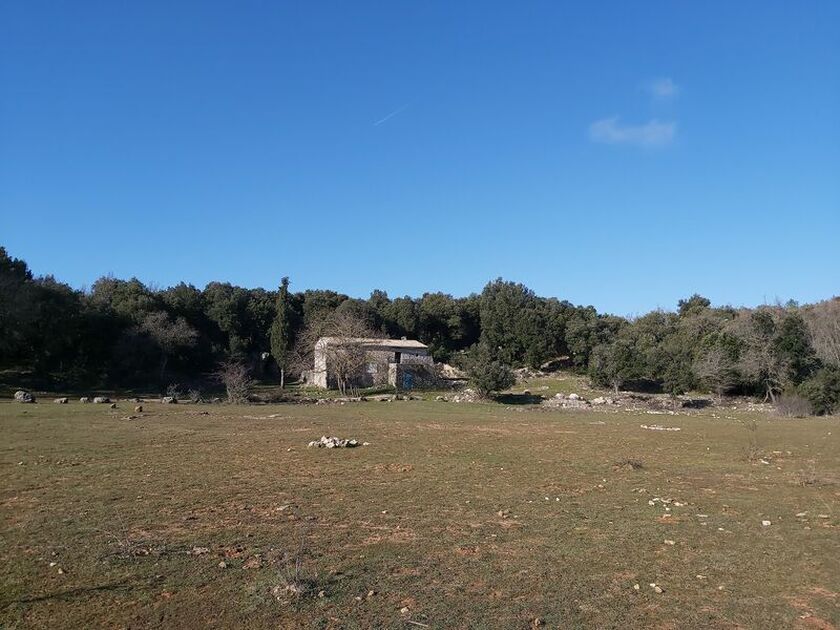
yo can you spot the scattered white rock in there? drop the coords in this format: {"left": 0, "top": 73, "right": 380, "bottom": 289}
{"left": 640, "top": 424, "right": 681, "bottom": 431}
{"left": 761, "top": 520, "right": 771, "bottom": 527}
{"left": 92, "top": 396, "right": 110, "bottom": 404}
{"left": 308, "top": 436, "right": 360, "bottom": 448}
{"left": 14, "top": 390, "right": 35, "bottom": 403}
{"left": 450, "top": 388, "right": 480, "bottom": 403}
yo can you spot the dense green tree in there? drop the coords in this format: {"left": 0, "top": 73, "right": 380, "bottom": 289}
{"left": 678, "top": 294, "right": 711, "bottom": 317}
{"left": 383, "top": 296, "right": 420, "bottom": 340}
{"left": 269, "top": 277, "right": 294, "bottom": 388}
{"left": 418, "top": 292, "right": 480, "bottom": 362}
{"left": 140, "top": 311, "right": 199, "bottom": 382}
{"left": 464, "top": 342, "right": 515, "bottom": 397}
{"left": 773, "top": 312, "right": 818, "bottom": 385}
{"left": 478, "top": 279, "right": 551, "bottom": 367}
{"left": 589, "top": 338, "right": 639, "bottom": 393}
{"left": 301, "top": 289, "right": 347, "bottom": 329}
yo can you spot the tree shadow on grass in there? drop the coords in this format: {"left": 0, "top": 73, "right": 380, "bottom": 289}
{"left": 493, "top": 393, "right": 544, "bottom": 405}
{"left": 3, "top": 578, "right": 138, "bottom": 609}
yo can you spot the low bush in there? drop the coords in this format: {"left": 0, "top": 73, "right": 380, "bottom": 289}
{"left": 798, "top": 366, "right": 840, "bottom": 416}
{"left": 774, "top": 393, "right": 812, "bottom": 418}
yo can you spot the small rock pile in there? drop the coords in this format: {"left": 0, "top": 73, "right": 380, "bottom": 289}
{"left": 446, "top": 388, "right": 480, "bottom": 403}
{"left": 543, "top": 392, "right": 590, "bottom": 409}
{"left": 314, "top": 397, "right": 363, "bottom": 405}
{"left": 307, "top": 435, "right": 362, "bottom": 449}
{"left": 14, "top": 390, "right": 35, "bottom": 403}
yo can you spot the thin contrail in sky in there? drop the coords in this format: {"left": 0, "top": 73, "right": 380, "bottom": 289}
{"left": 373, "top": 104, "right": 409, "bottom": 126}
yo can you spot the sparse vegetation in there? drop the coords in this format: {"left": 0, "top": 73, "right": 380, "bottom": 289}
{"left": 1, "top": 398, "right": 838, "bottom": 628}
{"left": 216, "top": 360, "right": 254, "bottom": 403}
{"left": 774, "top": 393, "right": 812, "bottom": 418}
{"left": 740, "top": 417, "right": 762, "bottom": 462}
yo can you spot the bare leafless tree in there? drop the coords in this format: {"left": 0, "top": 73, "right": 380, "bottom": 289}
{"left": 215, "top": 360, "right": 254, "bottom": 403}
{"left": 727, "top": 310, "right": 787, "bottom": 402}
{"left": 693, "top": 346, "right": 736, "bottom": 400}
{"left": 802, "top": 297, "right": 840, "bottom": 367}
{"left": 290, "top": 311, "right": 382, "bottom": 395}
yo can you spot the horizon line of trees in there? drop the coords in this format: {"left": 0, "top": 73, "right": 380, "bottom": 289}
{"left": 2, "top": 247, "right": 839, "bottom": 413}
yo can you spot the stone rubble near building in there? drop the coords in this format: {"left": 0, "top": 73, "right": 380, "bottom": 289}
{"left": 542, "top": 393, "right": 591, "bottom": 409}
{"left": 448, "top": 388, "right": 481, "bottom": 403}
{"left": 437, "top": 362, "right": 467, "bottom": 379}
{"left": 513, "top": 367, "right": 548, "bottom": 380}
{"left": 307, "top": 435, "right": 363, "bottom": 449}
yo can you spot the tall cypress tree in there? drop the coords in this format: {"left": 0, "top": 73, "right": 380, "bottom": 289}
{"left": 270, "top": 277, "right": 293, "bottom": 388}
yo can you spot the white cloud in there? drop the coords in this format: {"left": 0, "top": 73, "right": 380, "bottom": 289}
{"left": 589, "top": 117, "right": 676, "bottom": 147}
{"left": 648, "top": 77, "right": 678, "bottom": 99}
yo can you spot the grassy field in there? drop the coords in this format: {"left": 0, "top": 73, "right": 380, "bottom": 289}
{"left": 1, "top": 397, "right": 839, "bottom": 629}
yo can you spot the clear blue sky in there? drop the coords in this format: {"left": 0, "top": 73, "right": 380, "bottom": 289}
{"left": 2, "top": 1, "right": 838, "bottom": 316}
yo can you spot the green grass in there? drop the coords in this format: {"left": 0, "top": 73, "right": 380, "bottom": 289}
{"left": 509, "top": 372, "right": 600, "bottom": 398}
{"left": 1, "top": 397, "right": 838, "bottom": 628}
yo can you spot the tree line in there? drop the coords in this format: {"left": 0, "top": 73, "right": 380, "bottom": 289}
{"left": 1, "top": 247, "right": 838, "bottom": 413}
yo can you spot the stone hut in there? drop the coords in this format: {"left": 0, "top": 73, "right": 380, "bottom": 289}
{"left": 312, "top": 337, "right": 434, "bottom": 390}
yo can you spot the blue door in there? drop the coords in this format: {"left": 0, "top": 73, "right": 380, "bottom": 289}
{"left": 402, "top": 372, "right": 414, "bottom": 390}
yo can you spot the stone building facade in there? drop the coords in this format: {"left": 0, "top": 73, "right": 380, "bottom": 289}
{"left": 312, "top": 337, "right": 434, "bottom": 390}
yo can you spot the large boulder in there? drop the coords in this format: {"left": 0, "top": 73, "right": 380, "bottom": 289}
{"left": 162, "top": 396, "right": 177, "bottom": 404}
{"left": 14, "top": 390, "right": 35, "bottom": 403}
{"left": 54, "top": 397, "right": 69, "bottom": 404}
{"left": 93, "top": 396, "right": 110, "bottom": 404}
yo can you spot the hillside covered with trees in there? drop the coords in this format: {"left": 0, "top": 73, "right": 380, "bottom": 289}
{"left": 1, "top": 247, "right": 838, "bottom": 414}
